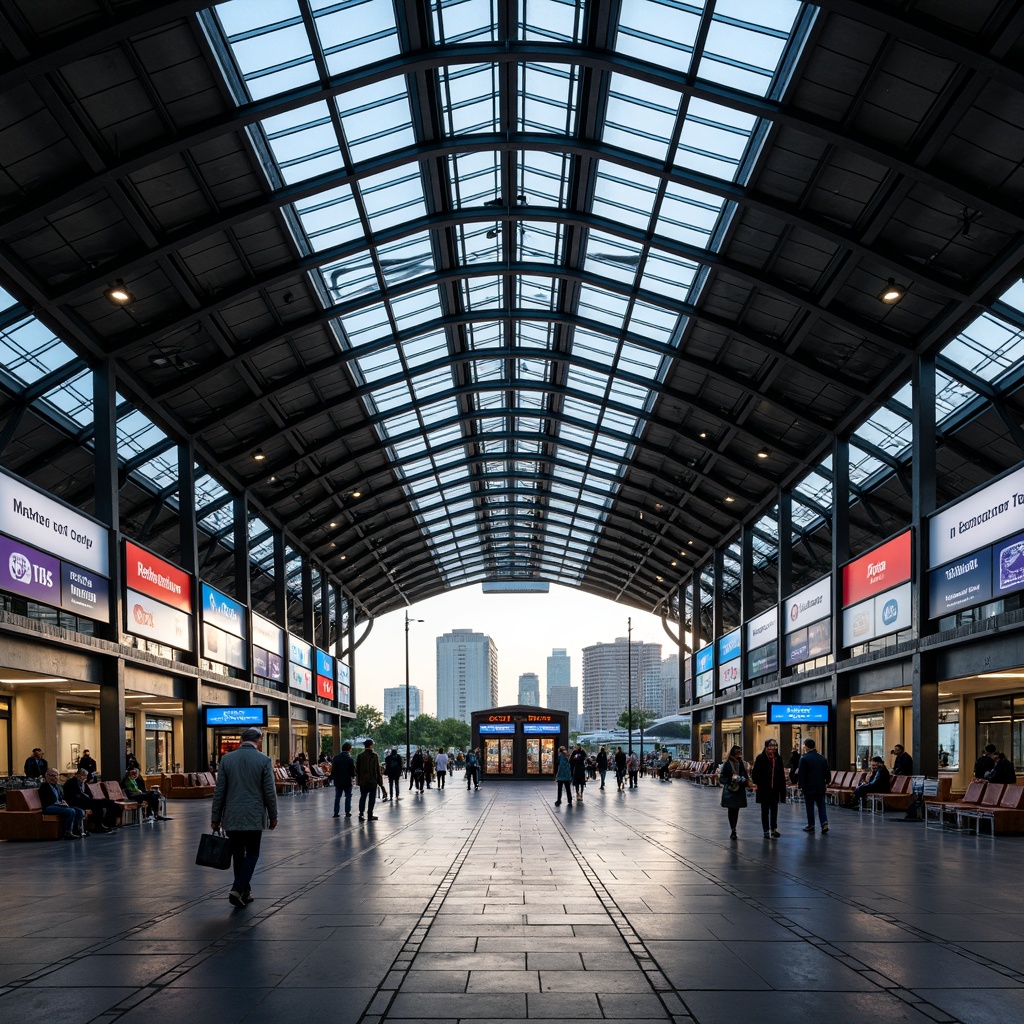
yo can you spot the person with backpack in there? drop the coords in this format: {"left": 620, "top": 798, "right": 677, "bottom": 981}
{"left": 465, "top": 748, "right": 480, "bottom": 790}
{"left": 627, "top": 750, "right": 640, "bottom": 789}
{"left": 384, "top": 748, "right": 403, "bottom": 801}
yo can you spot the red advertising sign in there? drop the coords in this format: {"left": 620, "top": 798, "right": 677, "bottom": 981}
{"left": 316, "top": 674, "right": 335, "bottom": 700}
{"left": 842, "top": 531, "right": 912, "bottom": 607}
{"left": 124, "top": 540, "right": 193, "bottom": 614}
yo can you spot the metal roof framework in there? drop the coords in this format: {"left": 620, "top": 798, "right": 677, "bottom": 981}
{"left": 1, "top": 0, "right": 1024, "bottom": 632}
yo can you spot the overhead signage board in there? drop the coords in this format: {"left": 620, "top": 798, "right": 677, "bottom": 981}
{"left": 288, "top": 634, "right": 312, "bottom": 669}
{"left": 523, "top": 723, "right": 562, "bottom": 734}
{"left": 0, "top": 468, "right": 109, "bottom": 575}
{"left": 746, "top": 606, "right": 778, "bottom": 650}
{"left": 125, "top": 587, "right": 192, "bottom": 649}
{"left": 478, "top": 723, "right": 516, "bottom": 734}
{"left": 125, "top": 541, "right": 192, "bottom": 614}
{"left": 842, "top": 531, "right": 912, "bottom": 607}
{"left": 315, "top": 648, "right": 335, "bottom": 700}
{"left": 695, "top": 645, "right": 714, "bottom": 675}
{"left": 785, "top": 617, "right": 831, "bottom": 668}
{"left": 929, "top": 548, "right": 993, "bottom": 617}
{"left": 204, "top": 706, "right": 268, "bottom": 727}
{"left": 929, "top": 463, "right": 1024, "bottom": 568}
{"left": 994, "top": 529, "right": 1024, "bottom": 597}
{"left": 747, "top": 641, "right": 778, "bottom": 679}
{"left": 768, "top": 703, "right": 830, "bottom": 724}
{"left": 289, "top": 663, "right": 313, "bottom": 693}
{"left": 717, "top": 627, "right": 741, "bottom": 664}
{"left": 336, "top": 661, "right": 351, "bottom": 706}
{"left": 201, "top": 582, "right": 246, "bottom": 639}
{"left": 785, "top": 576, "right": 832, "bottom": 633}
{"left": 60, "top": 562, "right": 110, "bottom": 621}
{"left": 203, "top": 622, "right": 247, "bottom": 670}
{"left": 251, "top": 613, "right": 284, "bottom": 657}
{"left": 843, "top": 581, "right": 912, "bottom": 645}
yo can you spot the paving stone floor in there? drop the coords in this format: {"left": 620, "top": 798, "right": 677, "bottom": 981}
{"left": 1, "top": 774, "right": 1022, "bottom": 1023}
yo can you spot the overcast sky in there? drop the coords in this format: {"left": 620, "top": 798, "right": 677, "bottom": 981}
{"left": 351, "top": 583, "right": 680, "bottom": 716}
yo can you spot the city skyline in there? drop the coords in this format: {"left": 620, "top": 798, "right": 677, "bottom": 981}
{"left": 350, "top": 585, "right": 680, "bottom": 719}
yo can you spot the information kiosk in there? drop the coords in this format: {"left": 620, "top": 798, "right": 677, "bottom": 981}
{"left": 470, "top": 704, "right": 570, "bottom": 780}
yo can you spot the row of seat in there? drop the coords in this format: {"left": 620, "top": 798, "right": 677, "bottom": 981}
{"left": 926, "top": 781, "right": 1024, "bottom": 835}
{"left": 0, "top": 780, "right": 143, "bottom": 840}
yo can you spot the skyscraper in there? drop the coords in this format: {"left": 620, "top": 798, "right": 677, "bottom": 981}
{"left": 660, "top": 654, "right": 680, "bottom": 717}
{"left": 582, "top": 637, "right": 663, "bottom": 731}
{"left": 518, "top": 672, "right": 540, "bottom": 706}
{"left": 547, "top": 648, "right": 571, "bottom": 696}
{"left": 384, "top": 685, "right": 422, "bottom": 722}
{"left": 436, "top": 628, "right": 499, "bottom": 723}
{"left": 546, "top": 648, "right": 578, "bottom": 725}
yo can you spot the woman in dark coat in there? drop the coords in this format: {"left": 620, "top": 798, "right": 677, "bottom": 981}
{"left": 719, "top": 745, "right": 752, "bottom": 840}
{"left": 569, "top": 745, "right": 587, "bottom": 802}
{"left": 751, "top": 738, "right": 787, "bottom": 838}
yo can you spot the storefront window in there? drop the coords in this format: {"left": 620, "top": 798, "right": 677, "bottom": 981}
{"left": 855, "top": 714, "right": 884, "bottom": 769}
{"left": 976, "top": 696, "right": 1023, "bottom": 771}
{"left": 937, "top": 705, "right": 959, "bottom": 769}
{"left": 145, "top": 717, "right": 174, "bottom": 774}
{"left": 484, "top": 737, "right": 514, "bottom": 774}
{"left": 526, "top": 737, "right": 555, "bottom": 774}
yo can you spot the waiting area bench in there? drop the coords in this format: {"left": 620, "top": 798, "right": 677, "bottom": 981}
{"left": 160, "top": 772, "right": 215, "bottom": 798}
{"left": 927, "top": 781, "right": 1024, "bottom": 835}
{"left": 0, "top": 788, "right": 65, "bottom": 840}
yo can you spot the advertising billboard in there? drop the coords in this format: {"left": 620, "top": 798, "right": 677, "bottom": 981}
{"left": 125, "top": 541, "right": 191, "bottom": 614}
{"left": 767, "top": 703, "right": 830, "bottom": 724}
{"left": 843, "top": 581, "right": 912, "bottom": 645}
{"left": 785, "top": 576, "right": 831, "bottom": 633}
{"left": 204, "top": 706, "right": 268, "bottom": 727}
{"left": 125, "top": 587, "right": 192, "bottom": 649}
{"left": 842, "top": 531, "right": 912, "bottom": 606}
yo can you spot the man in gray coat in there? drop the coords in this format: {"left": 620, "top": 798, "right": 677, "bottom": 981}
{"left": 211, "top": 727, "right": 278, "bottom": 907}
{"left": 796, "top": 737, "right": 832, "bottom": 834}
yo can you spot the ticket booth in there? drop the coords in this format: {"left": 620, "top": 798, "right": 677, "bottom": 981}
{"left": 471, "top": 705, "right": 570, "bottom": 780}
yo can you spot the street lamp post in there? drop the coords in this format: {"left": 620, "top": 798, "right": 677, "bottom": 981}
{"left": 627, "top": 616, "right": 633, "bottom": 756}
{"left": 404, "top": 610, "right": 423, "bottom": 768}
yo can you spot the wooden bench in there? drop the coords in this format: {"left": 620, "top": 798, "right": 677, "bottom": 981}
{"left": 958, "top": 784, "right": 1024, "bottom": 836}
{"left": 866, "top": 774, "right": 912, "bottom": 813}
{"left": 926, "top": 779, "right": 989, "bottom": 829}
{"left": 0, "top": 788, "right": 64, "bottom": 840}
{"left": 162, "top": 772, "right": 215, "bottom": 798}
{"left": 274, "top": 767, "right": 298, "bottom": 795}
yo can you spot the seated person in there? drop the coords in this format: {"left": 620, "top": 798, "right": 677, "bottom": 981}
{"left": 63, "top": 769, "right": 120, "bottom": 832}
{"left": 123, "top": 767, "right": 166, "bottom": 819}
{"left": 891, "top": 744, "right": 913, "bottom": 775}
{"left": 974, "top": 743, "right": 997, "bottom": 779}
{"left": 38, "top": 768, "right": 86, "bottom": 839}
{"left": 288, "top": 755, "right": 310, "bottom": 792}
{"left": 848, "top": 756, "right": 890, "bottom": 808}
{"left": 985, "top": 751, "right": 1017, "bottom": 785}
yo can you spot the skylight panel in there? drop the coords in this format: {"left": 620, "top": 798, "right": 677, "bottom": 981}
{"left": 336, "top": 80, "right": 414, "bottom": 161}
{"left": 940, "top": 310, "right": 1024, "bottom": 384}
{"left": 675, "top": 99, "right": 757, "bottom": 179}
{"left": 463, "top": 275, "right": 504, "bottom": 310}
{"left": 640, "top": 246, "right": 701, "bottom": 303}
{"left": 602, "top": 75, "right": 681, "bottom": 162}
{"left": 849, "top": 442, "right": 885, "bottom": 486}
{"left": 40, "top": 368, "right": 94, "bottom": 428}
{"left": 592, "top": 164, "right": 660, "bottom": 231}
{"left": 0, "top": 315, "right": 78, "bottom": 386}
{"left": 389, "top": 285, "right": 441, "bottom": 332}
{"left": 577, "top": 284, "right": 629, "bottom": 326}
{"left": 614, "top": 0, "right": 704, "bottom": 72}
{"left": 354, "top": 345, "right": 403, "bottom": 384}
{"left": 619, "top": 337, "right": 666, "bottom": 374}
{"left": 519, "top": 222, "right": 562, "bottom": 262}
{"left": 466, "top": 321, "right": 503, "bottom": 348}
{"left": 935, "top": 369, "right": 976, "bottom": 422}
{"left": 855, "top": 404, "right": 912, "bottom": 456}
{"left": 520, "top": 63, "right": 577, "bottom": 135}
{"left": 259, "top": 102, "right": 343, "bottom": 184}
{"left": 520, "top": 150, "right": 571, "bottom": 207}
{"left": 627, "top": 302, "right": 678, "bottom": 345}
{"left": 295, "top": 184, "right": 361, "bottom": 251}
{"left": 440, "top": 64, "right": 500, "bottom": 135}
{"left": 134, "top": 453, "right": 178, "bottom": 495}
{"left": 573, "top": 327, "right": 618, "bottom": 368}
{"left": 313, "top": 0, "right": 399, "bottom": 76}
{"left": 431, "top": 0, "right": 497, "bottom": 43}
{"left": 116, "top": 406, "right": 169, "bottom": 459}
{"left": 334, "top": 302, "right": 390, "bottom": 347}
{"left": 519, "top": 0, "right": 585, "bottom": 43}
{"left": 402, "top": 330, "right": 449, "bottom": 369}
{"left": 567, "top": 364, "right": 610, "bottom": 397}
{"left": 584, "top": 231, "right": 642, "bottom": 286}
{"left": 449, "top": 150, "right": 500, "bottom": 208}
{"left": 215, "top": 0, "right": 316, "bottom": 101}
{"left": 379, "top": 233, "right": 435, "bottom": 288}
{"left": 517, "top": 275, "right": 559, "bottom": 310}
{"left": 358, "top": 166, "right": 426, "bottom": 233}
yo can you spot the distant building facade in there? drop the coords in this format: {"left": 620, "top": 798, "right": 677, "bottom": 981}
{"left": 436, "top": 628, "right": 499, "bottom": 723}
{"left": 582, "top": 637, "right": 663, "bottom": 731}
{"left": 660, "top": 654, "right": 679, "bottom": 717}
{"left": 546, "top": 648, "right": 571, "bottom": 698}
{"left": 518, "top": 672, "right": 540, "bottom": 705}
{"left": 384, "top": 685, "right": 423, "bottom": 721}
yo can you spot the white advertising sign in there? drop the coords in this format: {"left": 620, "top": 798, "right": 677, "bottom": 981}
{"left": 785, "top": 576, "right": 832, "bottom": 633}
{"left": 125, "top": 588, "right": 192, "bottom": 649}
{"left": 746, "top": 605, "right": 778, "bottom": 649}
{"left": 843, "top": 581, "right": 912, "bottom": 645}
{"left": 929, "top": 463, "right": 1024, "bottom": 569}
{"left": 0, "top": 468, "right": 109, "bottom": 575}
{"left": 252, "top": 612, "right": 284, "bottom": 657}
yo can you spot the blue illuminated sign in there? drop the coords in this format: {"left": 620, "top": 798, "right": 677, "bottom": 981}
{"left": 717, "top": 628, "right": 741, "bottom": 664}
{"left": 767, "top": 703, "right": 830, "bottom": 724}
{"left": 695, "top": 645, "right": 714, "bottom": 674}
{"left": 478, "top": 723, "right": 516, "bottom": 735}
{"left": 523, "top": 723, "right": 561, "bottom": 734}
{"left": 201, "top": 582, "right": 246, "bottom": 639}
{"left": 204, "top": 706, "right": 268, "bottom": 727}
{"left": 315, "top": 648, "right": 334, "bottom": 678}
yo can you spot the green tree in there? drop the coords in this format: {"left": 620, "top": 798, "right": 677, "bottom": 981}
{"left": 617, "top": 707, "right": 659, "bottom": 755}
{"left": 377, "top": 711, "right": 407, "bottom": 749}
{"left": 437, "top": 717, "right": 470, "bottom": 750}
{"left": 344, "top": 704, "right": 385, "bottom": 738}
{"left": 410, "top": 712, "right": 439, "bottom": 748}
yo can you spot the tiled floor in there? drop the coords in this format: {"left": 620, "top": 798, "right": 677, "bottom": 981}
{"left": 1, "top": 775, "right": 1022, "bottom": 1023}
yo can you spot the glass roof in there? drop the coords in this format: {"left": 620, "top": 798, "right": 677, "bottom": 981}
{"left": 205, "top": 0, "right": 813, "bottom": 590}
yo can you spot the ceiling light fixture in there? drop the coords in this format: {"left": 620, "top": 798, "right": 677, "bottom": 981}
{"left": 756, "top": 448, "right": 771, "bottom": 459}
{"left": 351, "top": 490, "right": 362, "bottom": 498}
{"left": 724, "top": 496, "right": 735, "bottom": 503}
{"left": 878, "top": 278, "right": 905, "bottom": 304}
{"left": 104, "top": 279, "right": 135, "bottom": 305}
{"left": 253, "top": 448, "right": 266, "bottom": 461}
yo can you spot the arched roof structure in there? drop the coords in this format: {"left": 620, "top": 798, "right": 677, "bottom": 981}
{"left": 1, "top": 0, "right": 1024, "bottom": 631}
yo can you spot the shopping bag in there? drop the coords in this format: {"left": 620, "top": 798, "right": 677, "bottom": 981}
{"left": 195, "top": 829, "right": 232, "bottom": 869}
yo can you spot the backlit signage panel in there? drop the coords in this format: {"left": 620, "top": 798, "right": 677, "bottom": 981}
{"left": 60, "top": 563, "right": 110, "bottom": 622}
{"left": 785, "top": 577, "right": 831, "bottom": 633}
{"left": 204, "top": 706, "right": 268, "bottom": 727}
{"left": 718, "top": 659, "right": 741, "bottom": 689}
{"left": 929, "top": 463, "right": 1024, "bottom": 568}
{"left": 478, "top": 723, "right": 516, "bottom": 734}
{"left": 0, "top": 534, "right": 60, "bottom": 605}
{"left": 201, "top": 583, "right": 246, "bottom": 640}
{"left": 289, "top": 663, "right": 313, "bottom": 693}
{"left": 125, "top": 587, "right": 192, "bottom": 649}
{"left": 695, "top": 645, "right": 714, "bottom": 675}
{"left": 746, "top": 606, "right": 778, "bottom": 650}
{"left": 717, "top": 627, "right": 741, "bottom": 664}
{"left": 928, "top": 548, "right": 992, "bottom": 618}
{"left": 288, "top": 635, "right": 312, "bottom": 669}
{"left": 747, "top": 641, "right": 778, "bottom": 679}
{"left": 695, "top": 671, "right": 714, "bottom": 699}
{"left": 994, "top": 530, "right": 1024, "bottom": 596}
{"left": 203, "top": 621, "right": 247, "bottom": 671}
{"left": 768, "top": 703, "right": 830, "bottom": 724}
{"left": 336, "top": 661, "right": 350, "bottom": 706}
{"left": 0, "top": 468, "right": 109, "bottom": 575}
{"left": 125, "top": 541, "right": 192, "bottom": 614}
{"left": 523, "top": 723, "right": 562, "bottom": 734}
{"left": 251, "top": 613, "right": 284, "bottom": 656}
{"left": 844, "top": 581, "right": 912, "bottom": 645}
{"left": 842, "top": 531, "right": 912, "bottom": 607}
{"left": 315, "top": 649, "right": 335, "bottom": 700}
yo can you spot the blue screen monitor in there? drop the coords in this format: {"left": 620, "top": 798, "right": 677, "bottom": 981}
{"left": 767, "top": 703, "right": 830, "bottom": 724}
{"left": 522, "top": 723, "right": 561, "bottom": 734}
{"left": 478, "top": 723, "right": 516, "bottom": 735}
{"left": 204, "top": 706, "right": 268, "bottom": 727}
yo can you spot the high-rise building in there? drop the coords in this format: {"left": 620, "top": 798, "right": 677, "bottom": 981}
{"left": 660, "top": 654, "right": 680, "bottom": 717}
{"left": 436, "top": 628, "right": 499, "bottom": 723}
{"left": 547, "top": 684, "right": 579, "bottom": 727}
{"left": 547, "top": 648, "right": 571, "bottom": 698}
{"left": 384, "top": 685, "right": 422, "bottom": 722}
{"left": 582, "top": 637, "right": 663, "bottom": 731}
{"left": 518, "top": 672, "right": 540, "bottom": 705}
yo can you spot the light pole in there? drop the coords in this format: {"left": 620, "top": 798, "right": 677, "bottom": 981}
{"left": 627, "top": 616, "right": 633, "bottom": 756}
{"left": 404, "top": 610, "right": 423, "bottom": 768}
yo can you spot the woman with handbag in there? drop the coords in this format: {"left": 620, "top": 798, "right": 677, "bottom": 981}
{"left": 719, "top": 746, "right": 751, "bottom": 840}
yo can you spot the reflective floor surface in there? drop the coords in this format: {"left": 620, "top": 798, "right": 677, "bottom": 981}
{"left": 1, "top": 774, "right": 1022, "bottom": 1023}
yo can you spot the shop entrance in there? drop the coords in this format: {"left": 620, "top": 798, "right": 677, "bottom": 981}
{"left": 525, "top": 737, "right": 555, "bottom": 774}
{"left": 484, "top": 736, "right": 514, "bottom": 775}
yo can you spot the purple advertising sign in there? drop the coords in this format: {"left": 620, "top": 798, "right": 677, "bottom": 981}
{"left": 60, "top": 563, "right": 110, "bottom": 622}
{"left": 929, "top": 548, "right": 992, "bottom": 618}
{"left": 994, "top": 530, "right": 1024, "bottom": 596}
{"left": 0, "top": 534, "right": 61, "bottom": 605}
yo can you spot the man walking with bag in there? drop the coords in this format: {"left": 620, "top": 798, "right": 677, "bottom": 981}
{"left": 211, "top": 727, "right": 278, "bottom": 908}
